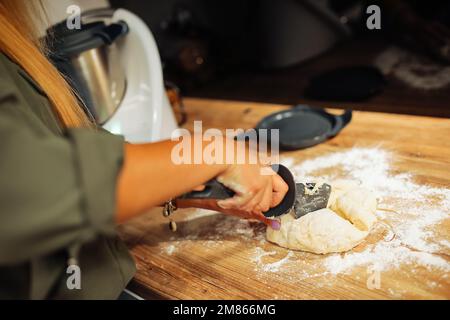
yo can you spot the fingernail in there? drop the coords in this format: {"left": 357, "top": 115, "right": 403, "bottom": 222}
{"left": 270, "top": 219, "right": 281, "bottom": 230}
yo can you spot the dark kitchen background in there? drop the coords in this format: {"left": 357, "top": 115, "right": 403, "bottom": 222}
{"left": 110, "top": 0, "right": 450, "bottom": 118}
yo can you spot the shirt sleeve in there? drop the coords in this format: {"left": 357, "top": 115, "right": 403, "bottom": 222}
{"left": 0, "top": 71, "right": 125, "bottom": 265}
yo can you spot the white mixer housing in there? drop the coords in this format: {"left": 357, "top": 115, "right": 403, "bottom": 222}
{"left": 103, "top": 9, "right": 178, "bottom": 143}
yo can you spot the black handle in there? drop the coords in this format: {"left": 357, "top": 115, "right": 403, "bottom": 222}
{"left": 329, "top": 109, "right": 352, "bottom": 137}
{"left": 180, "top": 179, "right": 234, "bottom": 200}
{"left": 96, "top": 21, "right": 129, "bottom": 45}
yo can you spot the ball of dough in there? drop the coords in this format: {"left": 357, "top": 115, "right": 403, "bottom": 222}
{"left": 266, "top": 182, "right": 378, "bottom": 254}
{"left": 266, "top": 208, "right": 369, "bottom": 254}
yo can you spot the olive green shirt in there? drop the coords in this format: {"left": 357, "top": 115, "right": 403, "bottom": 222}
{"left": 0, "top": 53, "right": 136, "bottom": 299}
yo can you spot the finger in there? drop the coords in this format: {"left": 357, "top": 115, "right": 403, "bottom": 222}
{"left": 217, "top": 191, "right": 253, "bottom": 210}
{"left": 242, "top": 185, "right": 266, "bottom": 213}
{"left": 259, "top": 182, "right": 273, "bottom": 213}
{"left": 192, "top": 184, "right": 206, "bottom": 191}
{"left": 253, "top": 213, "right": 281, "bottom": 230}
{"left": 271, "top": 174, "right": 289, "bottom": 207}
{"left": 269, "top": 218, "right": 281, "bottom": 230}
{"left": 221, "top": 180, "right": 266, "bottom": 212}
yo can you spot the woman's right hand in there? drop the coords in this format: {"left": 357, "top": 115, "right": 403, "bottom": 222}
{"left": 214, "top": 162, "right": 288, "bottom": 229}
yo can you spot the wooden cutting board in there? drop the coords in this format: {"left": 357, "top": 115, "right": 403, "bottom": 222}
{"left": 118, "top": 98, "right": 450, "bottom": 299}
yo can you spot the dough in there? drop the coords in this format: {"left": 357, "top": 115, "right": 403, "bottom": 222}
{"left": 327, "top": 180, "right": 360, "bottom": 212}
{"left": 266, "top": 182, "right": 377, "bottom": 254}
{"left": 333, "top": 188, "right": 377, "bottom": 231}
{"left": 266, "top": 208, "right": 369, "bottom": 254}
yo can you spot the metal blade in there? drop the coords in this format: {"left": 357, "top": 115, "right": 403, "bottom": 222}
{"left": 293, "top": 183, "right": 332, "bottom": 218}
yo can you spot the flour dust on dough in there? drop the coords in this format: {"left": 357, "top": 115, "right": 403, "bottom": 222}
{"left": 266, "top": 182, "right": 377, "bottom": 254}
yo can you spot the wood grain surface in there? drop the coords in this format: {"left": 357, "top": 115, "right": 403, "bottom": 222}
{"left": 118, "top": 98, "right": 450, "bottom": 300}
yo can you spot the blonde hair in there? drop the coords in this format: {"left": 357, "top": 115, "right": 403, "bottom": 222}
{"left": 0, "top": 0, "right": 92, "bottom": 128}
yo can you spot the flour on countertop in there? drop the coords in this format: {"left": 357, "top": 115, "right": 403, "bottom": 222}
{"left": 251, "top": 247, "right": 276, "bottom": 265}
{"left": 164, "top": 244, "right": 176, "bottom": 255}
{"left": 157, "top": 147, "right": 450, "bottom": 296}
{"left": 323, "top": 239, "right": 449, "bottom": 275}
{"left": 279, "top": 148, "right": 450, "bottom": 270}
{"left": 251, "top": 248, "right": 294, "bottom": 272}
{"left": 260, "top": 252, "right": 294, "bottom": 273}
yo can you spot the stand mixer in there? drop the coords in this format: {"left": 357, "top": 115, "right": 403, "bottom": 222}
{"left": 47, "top": 8, "right": 178, "bottom": 143}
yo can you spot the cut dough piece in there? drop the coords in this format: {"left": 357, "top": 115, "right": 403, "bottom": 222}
{"left": 266, "top": 181, "right": 378, "bottom": 254}
{"left": 334, "top": 188, "right": 377, "bottom": 231}
{"left": 327, "top": 180, "right": 360, "bottom": 212}
{"left": 266, "top": 208, "right": 369, "bottom": 254}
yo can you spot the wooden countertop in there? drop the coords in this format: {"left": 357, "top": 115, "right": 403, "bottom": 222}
{"left": 118, "top": 98, "right": 450, "bottom": 300}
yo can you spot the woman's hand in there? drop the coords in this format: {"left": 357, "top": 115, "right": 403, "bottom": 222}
{"left": 216, "top": 164, "right": 288, "bottom": 220}
{"left": 216, "top": 141, "right": 288, "bottom": 219}
{"left": 178, "top": 142, "right": 288, "bottom": 230}
{"left": 175, "top": 164, "right": 287, "bottom": 230}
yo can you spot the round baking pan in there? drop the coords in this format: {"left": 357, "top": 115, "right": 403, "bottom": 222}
{"left": 255, "top": 105, "right": 352, "bottom": 150}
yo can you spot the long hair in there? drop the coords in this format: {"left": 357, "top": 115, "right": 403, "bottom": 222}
{"left": 0, "top": 0, "right": 92, "bottom": 128}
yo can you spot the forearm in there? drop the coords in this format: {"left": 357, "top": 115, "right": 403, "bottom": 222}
{"left": 115, "top": 137, "right": 228, "bottom": 223}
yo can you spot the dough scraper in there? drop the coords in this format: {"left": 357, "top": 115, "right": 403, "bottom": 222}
{"left": 179, "top": 164, "right": 331, "bottom": 219}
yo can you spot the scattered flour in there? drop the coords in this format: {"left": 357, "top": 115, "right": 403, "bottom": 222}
{"left": 260, "top": 252, "right": 294, "bottom": 273}
{"left": 440, "top": 240, "right": 450, "bottom": 249}
{"left": 280, "top": 148, "right": 450, "bottom": 272}
{"left": 251, "top": 247, "right": 295, "bottom": 273}
{"left": 165, "top": 245, "right": 176, "bottom": 255}
{"left": 251, "top": 247, "right": 276, "bottom": 265}
{"left": 324, "top": 239, "right": 449, "bottom": 275}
